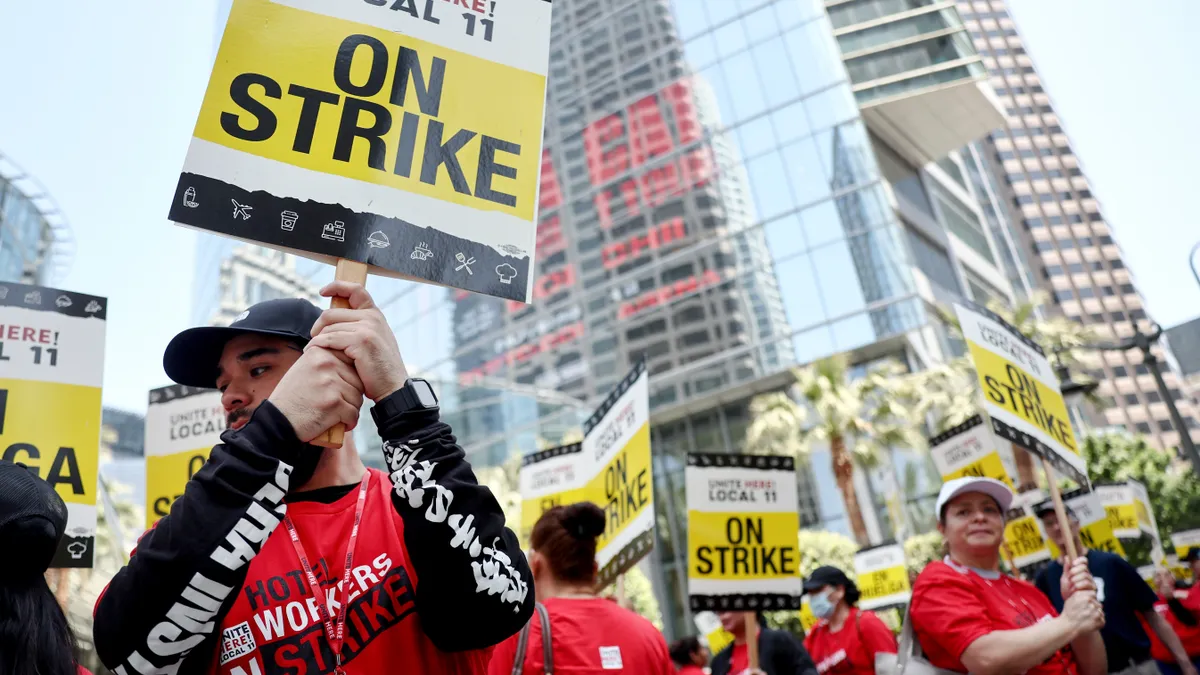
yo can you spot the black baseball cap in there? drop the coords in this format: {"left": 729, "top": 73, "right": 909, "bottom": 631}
{"left": 0, "top": 460, "right": 68, "bottom": 580}
{"left": 1034, "top": 501, "right": 1079, "bottom": 522}
{"left": 164, "top": 298, "right": 322, "bottom": 388}
{"left": 803, "top": 565, "right": 853, "bottom": 593}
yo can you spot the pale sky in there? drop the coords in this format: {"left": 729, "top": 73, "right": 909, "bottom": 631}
{"left": 0, "top": 0, "right": 1197, "bottom": 414}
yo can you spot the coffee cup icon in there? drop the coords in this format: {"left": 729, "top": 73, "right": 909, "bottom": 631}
{"left": 281, "top": 210, "right": 298, "bottom": 231}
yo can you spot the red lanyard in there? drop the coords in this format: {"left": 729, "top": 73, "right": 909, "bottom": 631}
{"left": 282, "top": 471, "right": 371, "bottom": 675}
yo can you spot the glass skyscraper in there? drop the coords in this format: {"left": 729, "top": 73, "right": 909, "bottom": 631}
{"left": 0, "top": 152, "right": 72, "bottom": 285}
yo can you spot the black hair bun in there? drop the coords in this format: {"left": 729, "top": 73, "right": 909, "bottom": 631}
{"left": 561, "top": 502, "right": 606, "bottom": 539}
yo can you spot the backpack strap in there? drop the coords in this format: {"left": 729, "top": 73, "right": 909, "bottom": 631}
{"left": 511, "top": 603, "right": 554, "bottom": 675}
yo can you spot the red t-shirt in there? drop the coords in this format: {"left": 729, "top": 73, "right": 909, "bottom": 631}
{"left": 210, "top": 470, "right": 492, "bottom": 674}
{"left": 731, "top": 642, "right": 748, "bottom": 675}
{"left": 805, "top": 608, "right": 898, "bottom": 675}
{"left": 678, "top": 665, "right": 706, "bottom": 675}
{"left": 911, "top": 560, "right": 1079, "bottom": 675}
{"left": 486, "top": 597, "right": 674, "bottom": 674}
{"left": 1145, "top": 594, "right": 1200, "bottom": 661}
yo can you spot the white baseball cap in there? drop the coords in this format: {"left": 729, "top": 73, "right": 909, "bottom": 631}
{"left": 935, "top": 476, "right": 1014, "bottom": 521}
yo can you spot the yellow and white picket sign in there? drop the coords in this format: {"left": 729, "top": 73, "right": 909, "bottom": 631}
{"left": 954, "top": 303, "right": 1087, "bottom": 486}
{"left": 1096, "top": 480, "right": 1158, "bottom": 542}
{"left": 0, "top": 282, "right": 106, "bottom": 568}
{"left": 1170, "top": 530, "right": 1200, "bottom": 583}
{"left": 1138, "top": 564, "right": 1157, "bottom": 586}
{"left": 1000, "top": 489, "right": 1052, "bottom": 570}
{"left": 144, "top": 385, "right": 224, "bottom": 529}
{"left": 694, "top": 611, "right": 736, "bottom": 655}
{"left": 170, "top": 0, "right": 554, "bottom": 303}
{"left": 1042, "top": 490, "right": 1125, "bottom": 559}
{"left": 929, "top": 414, "right": 1014, "bottom": 489}
{"left": 854, "top": 544, "right": 910, "bottom": 610}
{"left": 687, "top": 454, "right": 803, "bottom": 612}
{"left": 519, "top": 362, "right": 653, "bottom": 589}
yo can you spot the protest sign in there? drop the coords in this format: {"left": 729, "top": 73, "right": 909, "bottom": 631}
{"left": 854, "top": 544, "right": 910, "bottom": 610}
{"left": 145, "top": 385, "right": 224, "bottom": 529}
{"left": 687, "top": 454, "right": 802, "bottom": 612}
{"left": 954, "top": 303, "right": 1086, "bottom": 486}
{"left": 1096, "top": 480, "right": 1157, "bottom": 541}
{"left": 1171, "top": 529, "right": 1200, "bottom": 573}
{"left": 0, "top": 282, "right": 106, "bottom": 567}
{"left": 518, "top": 362, "right": 653, "bottom": 589}
{"left": 1039, "top": 489, "right": 1125, "bottom": 558}
{"left": 929, "top": 414, "right": 1014, "bottom": 489}
{"left": 1002, "top": 488, "right": 1053, "bottom": 570}
{"left": 694, "top": 611, "right": 736, "bottom": 655}
{"left": 169, "top": 0, "right": 553, "bottom": 303}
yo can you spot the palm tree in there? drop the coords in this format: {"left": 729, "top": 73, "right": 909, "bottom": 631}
{"left": 929, "top": 291, "right": 1100, "bottom": 490}
{"left": 744, "top": 354, "right": 923, "bottom": 545}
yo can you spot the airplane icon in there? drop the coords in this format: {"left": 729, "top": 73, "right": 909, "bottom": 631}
{"left": 231, "top": 199, "right": 253, "bottom": 221}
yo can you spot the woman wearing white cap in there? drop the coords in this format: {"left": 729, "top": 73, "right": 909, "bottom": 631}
{"left": 909, "top": 476, "right": 1107, "bottom": 675}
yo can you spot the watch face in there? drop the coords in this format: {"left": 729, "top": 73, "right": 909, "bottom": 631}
{"left": 412, "top": 380, "right": 438, "bottom": 407}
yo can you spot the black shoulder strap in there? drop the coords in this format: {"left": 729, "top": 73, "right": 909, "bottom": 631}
{"left": 511, "top": 602, "right": 553, "bottom": 675}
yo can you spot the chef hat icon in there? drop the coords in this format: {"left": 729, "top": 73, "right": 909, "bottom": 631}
{"left": 496, "top": 263, "right": 517, "bottom": 284}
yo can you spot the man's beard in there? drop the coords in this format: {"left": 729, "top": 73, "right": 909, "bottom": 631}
{"left": 225, "top": 405, "right": 325, "bottom": 491}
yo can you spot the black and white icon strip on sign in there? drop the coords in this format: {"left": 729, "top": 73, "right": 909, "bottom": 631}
{"left": 596, "top": 529, "right": 655, "bottom": 589}
{"left": 0, "top": 282, "right": 107, "bottom": 320}
{"left": 584, "top": 360, "right": 647, "bottom": 436}
{"left": 169, "top": 174, "right": 531, "bottom": 302}
{"left": 149, "top": 383, "right": 218, "bottom": 405}
{"left": 927, "top": 413, "right": 985, "bottom": 447}
{"left": 522, "top": 442, "right": 584, "bottom": 467}
{"left": 687, "top": 453, "right": 795, "bottom": 472}
{"left": 990, "top": 417, "right": 1087, "bottom": 486}
{"left": 689, "top": 593, "right": 804, "bottom": 612}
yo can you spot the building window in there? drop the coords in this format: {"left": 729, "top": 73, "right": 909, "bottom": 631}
{"left": 1090, "top": 261, "right": 1105, "bottom": 271}
{"left": 1068, "top": 262, "right": 1084, "bottom": 273}
{"left": 1068, "top": 214, "right": 1083, "bottom": 223}
{"left": 1035, "top": 240, "right": 1055, "bottom": 252}
{"left": 1124, "top": 394, "right": 1140, "bottom": 405}
{"left": 1136, "top": 422, "right": 1152, "bottom": 434}
{"left": 1101, "top": 286, "right": 1115, "bottom": 297}
{"left": 1078, "top": 189, "right": 1092, "bottom": 198}
{"left": 1047, "top": 215, "right": 1063, "bottom": 225}
{"left": 1135, "top": 364, "right": 1150, "bottom": 375}
{"left": 1088, "top": 313, "right": 1104, "bottom": 323}
{"left": 1015, "top": 195, "right": 1035, "bottom": 206}
{"left": 1099, "top": 235, "right": 1115, "bottom": 245}
{"left": 1054, "top": 289, "right": 1074, "bottom": 302}
{"left": 1111, "top": 311, "right": 1127, "bottom": 322}
{"left": 1024, "top": 218, "right": 1043, "bottom": 229}
{"left": 1146, "top": 391, "right": 1162, "bottom": 403}
{"left": 1044, "top": 264, "right": 1063, "bottom": 277}
{"left": 1158, "top": 420, "right": 1174, "bottom": 432}
{"left": 1078, "top": 287, "right": 1095, "bottom": 299}
{"left": 1077, "top": 236, "right": 1093, "bottom": 247}
{"left": 1089, "top": 212, "right": 1104, "bottom": 222}
{"left": 1112, "top": 366, "right": 1128, "bottom": 377}
{"left": 1058, "top": 238, "right": 1075, "bottom": 250}
{"left": 1120, "top": 283, "right": 1136, "bottom": 294}
{"left": 1170, "top": 389, "right": 1184, "bottom": 400}
{"left": 997, "top": 150, "right": 1016, "bottom": 161}
{"left": 1110, "top": 259, "right": 1125, "bottom": 269}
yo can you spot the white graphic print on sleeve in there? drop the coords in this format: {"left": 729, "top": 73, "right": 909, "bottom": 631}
{"left": 383, "top": 438, "right": 529, "bottom": 612}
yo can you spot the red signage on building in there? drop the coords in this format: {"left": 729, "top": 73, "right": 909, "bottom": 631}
{"left": 601, "top": 217, "right": 687, "bottom": 269}
{"left": 617, "top": 269, "right": 724, "bottom": 320}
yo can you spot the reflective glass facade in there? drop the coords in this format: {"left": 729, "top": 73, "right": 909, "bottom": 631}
{"left": 0, "top": 160, "right": 60, "bottom": 285}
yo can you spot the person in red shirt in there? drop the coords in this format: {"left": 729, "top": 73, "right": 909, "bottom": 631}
{"left": 487, "top": 502, "right": 674, "bottom": 674}
{"left": 669, "top": 636, "right": 710, "bottom": 674}
{"left": 1146, "top": 568, "right": 1200, "bottom": 675}
{"left": 911, "top": 476, "right": 1107, "bottom": 675}
{"left": 802, "top": 566, "right": 897, "bottom": 675}
{"left": 0, "top": 460, "right": 93, "bottom": 675}
{"left": 93, "top": 284, "right": 534, "bottom": 674}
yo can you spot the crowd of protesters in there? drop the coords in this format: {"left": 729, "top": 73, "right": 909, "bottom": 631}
{"left": 8, "top": 291, "right": 1200, "bottom": 675}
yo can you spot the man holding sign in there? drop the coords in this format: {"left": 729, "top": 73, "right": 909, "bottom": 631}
{"left": 94, "top": 283, "right": 533, "bottom": 674}
{"left": 1035, "top": 503, "right": 1198, "bottom": 675}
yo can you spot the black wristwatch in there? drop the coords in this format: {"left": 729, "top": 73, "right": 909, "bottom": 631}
{"left": 371, "top": 378, "right": 439, "bottom": 426}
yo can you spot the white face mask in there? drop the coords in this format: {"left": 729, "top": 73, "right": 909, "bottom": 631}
{"left": 810, "top": 590, "right": 837, "bottom": 618}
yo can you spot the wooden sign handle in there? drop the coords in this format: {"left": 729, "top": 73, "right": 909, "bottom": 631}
{"left": 311, "top": 259, "right": 369, "bottom": 449}
{"left": 1041, "top": 457, "right": 1078, "bottom": 560}
{"left": 745, "top": 611, "right": 760, "bottom": 670}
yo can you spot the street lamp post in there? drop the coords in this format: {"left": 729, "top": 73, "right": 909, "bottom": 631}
{"left": 1074, "top": 324, "right": 1200, "bottom": 474}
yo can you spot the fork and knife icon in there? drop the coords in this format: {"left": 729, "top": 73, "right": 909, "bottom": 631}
{"left": 455, "top": 252, "right": 476, "bottom": 275}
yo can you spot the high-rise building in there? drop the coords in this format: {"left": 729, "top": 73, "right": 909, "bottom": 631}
{"left": 0, "top": 152, "right": 72, "bottom": 285}
{"left": 421, "top": 0, "right": 1018, "bottom": 635}
{"left": 956, "top": 0, "right": 1200, "bottom": 449}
